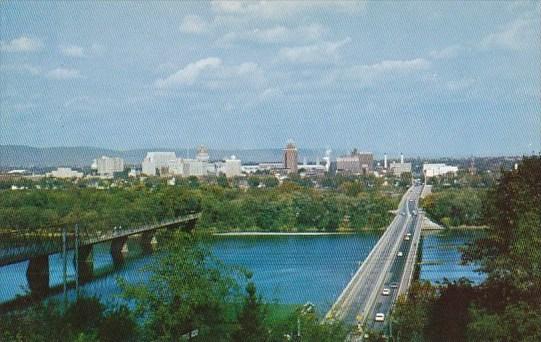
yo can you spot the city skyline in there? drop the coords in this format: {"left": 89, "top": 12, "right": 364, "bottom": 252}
{"left": 1, "top": 1, "right": 540, "bottom": 156}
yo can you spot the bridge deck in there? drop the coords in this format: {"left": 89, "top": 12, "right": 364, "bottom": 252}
{"left": 326, "top": 185, "right": 423, "bottom": 329}
{"left": 0, "top": 213, "right": 201, "bottom": 267}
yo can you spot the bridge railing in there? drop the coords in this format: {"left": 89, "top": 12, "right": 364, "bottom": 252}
{"left": 0, "top": 212, "right": 201, "bottom": 265}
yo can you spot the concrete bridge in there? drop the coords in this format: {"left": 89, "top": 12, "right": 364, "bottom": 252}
{"left": 0, "top": 213, "right": 201, "bottom": 296}
{"left": 326, "top": 185, "right": 424, "bottom": 336}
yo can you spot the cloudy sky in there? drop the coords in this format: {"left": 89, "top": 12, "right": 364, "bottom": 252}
{"left": 1, "top": 1, "right": 540, "bottom": 156}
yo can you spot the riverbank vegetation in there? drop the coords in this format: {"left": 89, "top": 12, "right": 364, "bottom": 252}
{"left": 421, "top": 188, "right": 486, "bottom": 227}
{"left": 393, "top": 156, "right": 541, "bottom": 341}
{"left": 0, "top": 174, "right": 401, "bottom": 234}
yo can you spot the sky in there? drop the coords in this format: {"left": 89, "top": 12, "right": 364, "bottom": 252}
{"left": 1, "top": 1, "right": 540, "bottom": 157}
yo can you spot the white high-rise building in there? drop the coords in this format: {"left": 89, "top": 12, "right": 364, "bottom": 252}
{"left": 196, "top": 145, "right": 210, "bottom": 162}
{"left": 224, "top": 155, "right": 242, "bottom": 178}
{"left": 96, "top": 156, "right": 124, "bottom": 177}
{"left": 142, "top": 152, "right": 176, "bottom": 176}
{"left": 390, "top": 161, "right": 412, "bottom": 176}
{"left": 182, "top": 159, "right": 206, "bottom": 177}
{"left": 423, "top": 163, "right": 459, "bottom": 177}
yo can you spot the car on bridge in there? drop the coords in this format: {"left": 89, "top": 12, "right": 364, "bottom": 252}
{"left": 375, "top": 313, "right": 385, "bottom": 322}
{"left": 382, "top": 288, "right": 391, "bottom": 296}
{"left": 397, "top": 251, "right": 403, "bottom": 257}
{"left": 405, "top": 235, "right": 410, "bottom": 241}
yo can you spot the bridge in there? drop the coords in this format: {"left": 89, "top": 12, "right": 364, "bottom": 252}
{"left": 0, "top": 213, "right": 201, "bottom": 296}
{"left": 326, "top": 185, "right": 424, "bottom": 336}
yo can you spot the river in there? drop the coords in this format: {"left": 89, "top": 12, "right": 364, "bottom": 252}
{"left": 0, "top": 231, "right": 483, "bottom": 313}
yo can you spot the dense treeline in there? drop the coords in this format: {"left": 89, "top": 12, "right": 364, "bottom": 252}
{"left": 0, "top": 185, "right": 200, "bottom": 233}
{"left": 421, "top": 188, "right": 486, "bottom": 227}
{"left": 199, "top": 184, "right": 397, "bottom": 232}
{"left": 393, "top": 156, "right": 541, "bottom": 341}
{"left": 0, "top": 177, "right": 399, "bottom": 234}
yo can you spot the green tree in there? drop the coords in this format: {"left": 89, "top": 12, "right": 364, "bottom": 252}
{"left": 98, "top": 306, "right": 138, "bottom": 342}
{"left": 121, "top": 231, "right": 242, "bottom": 341}
{"left": 232, "top": 277, "right": 268, "bottom": 342}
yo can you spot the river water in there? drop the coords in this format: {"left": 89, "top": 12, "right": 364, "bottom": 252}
{"left": 0, "top": 231, "right": 483, "bottom": 312}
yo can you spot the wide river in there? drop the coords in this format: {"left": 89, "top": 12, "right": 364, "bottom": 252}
{"left": 0, "top": 231, "right": 483, "bottom": 313}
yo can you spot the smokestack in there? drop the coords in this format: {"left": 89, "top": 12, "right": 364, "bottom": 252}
{"left": 400, "top": 153, "right": 404, "bottom": 164}
{"left": 384, "top": 153, "right": 388, "bottom": 169}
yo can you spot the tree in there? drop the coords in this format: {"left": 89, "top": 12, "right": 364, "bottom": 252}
{"left": 392, "top": 281, "right": 437, "bottom": 342}
{"left": 120, "top": 231, "right": 243, "bottom": 341}
{"left": 462, "top": 156, "right": 541, "bottom": 340}
{"left": 232, "top": 277, "right": 268, "bottom": 342}
{"left": 98, "top": 306, "right": 138, "bottom": 342}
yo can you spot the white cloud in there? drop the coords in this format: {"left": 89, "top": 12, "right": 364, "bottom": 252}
{"left": 481, "top": 17, "right": 535, "bottom": 50}
{"left": 155, "top": 57, "right": 223, "bottom": 88}
{"left": 218, "top": 24, "right": 325, "bottom": 45}
{"left": 46, "top": 68, "right": 81, "bottom": 80}
{"left": 60, "top": 45, "right": 86, "bottom": 58}
{"left": 429, "top": 45, "right": 463, "bottom": 60}
{"left": 278, "top": 37, "right": 351, "bottom": 64}
{"left": 355, "top": 58, "right": 431, "bottom": 73}
{"left": 180, "top": 15, "right": 209, "bottom": 34}
{"left": 0, "top": 36, "right": 42, "bottom": 52}
{"left": 155, "top": 58, "right": 265, "bottom": 89}
{"left": 342, "top": 58, "right": 431, "bottom": 85}
{"left": 211, "top": 1, "right": 365, "bottom": 19}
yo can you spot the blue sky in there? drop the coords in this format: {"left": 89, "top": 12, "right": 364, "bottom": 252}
{"left": 1, "top": 1, "right": 540, "bottom": 156}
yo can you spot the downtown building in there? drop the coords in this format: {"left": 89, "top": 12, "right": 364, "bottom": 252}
{"left": 283, "top": 142, "right": 298, "bottom": 174}
{"left": 94, "top": 156, "right": 124, "bottom": 177}
{"left": 423, "top": 163, "right": 459, "bottom": 178}
{"left": 141, "top": 152, "right": 177, "bottom": 176}
{"left": 46, "top": 167, "right": 84, "bottom": 179}
{"left": 336, "top": 150, "right": 373, "bottom": 175}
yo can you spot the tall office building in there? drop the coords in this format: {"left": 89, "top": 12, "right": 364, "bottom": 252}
{"left": 283, "top": 142, "right": 298, "bottom": 174}
{"left": 196, "top": 145, "right": 210, "bottom": 162}
{"left": 95, "top": 156, "right": 124, "bottom": 177}
{"left": 142, "top": 152, "right": 176, "bottom": 176}
{"left": 336, "top": 150, "right": 373, "bottom": 175}
{"left": 224, "top": 155, "right": 242, "bottom": 178}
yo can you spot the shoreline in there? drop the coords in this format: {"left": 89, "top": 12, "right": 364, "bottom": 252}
{"left": 213, "top": 231, "right": 358, "bottom": 236}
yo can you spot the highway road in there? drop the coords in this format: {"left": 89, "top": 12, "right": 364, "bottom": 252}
{"left": 326, "top": 184, "right": 424, "bottom": 331}
{"left": 366, "top": 194, "right": 421, "bottom": 332}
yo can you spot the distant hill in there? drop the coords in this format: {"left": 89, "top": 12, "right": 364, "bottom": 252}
{"left": 0, "top": 145, "right": 337, "bottom": 168}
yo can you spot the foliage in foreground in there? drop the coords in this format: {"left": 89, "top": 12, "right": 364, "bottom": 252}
{"left": 394, "top": 156, "right": 541, "bottom": 342}
{"left": 0, "top": 297, "right": 137, "bottom": 342}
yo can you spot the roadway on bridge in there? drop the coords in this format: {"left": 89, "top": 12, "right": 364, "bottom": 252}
{"left": 367, "top": 194, "right": 420, "bottom": 332}
{"left": 326, "top": 185, "right": 423, "bottom": 328}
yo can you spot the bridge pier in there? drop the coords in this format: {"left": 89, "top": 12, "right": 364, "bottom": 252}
{"left": 182, "top": 219, "right": 197, "bottom": 232}
{"left": 111, "top": 236, "right": 129, "bottom": 267}
{"left": 75, "top": 244, "right": 94, "bottom": 284}
{"left": 140, "top": 231, "right": 157, "bottom": 254}
{"left": 26, "top": 255, "right": 49, "bottom": 296}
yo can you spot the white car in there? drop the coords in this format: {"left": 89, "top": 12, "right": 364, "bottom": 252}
{"left": 397, "top": 251, "right": 403, "bottom": 257}
{"left": 375, "top": 313, "right": 385, "bottom": 322}
{"left": 382, "top": 288, "right": 391, "bottom": 296}
{"left": 405, "top": 235, "right": 410, "bottom": 241}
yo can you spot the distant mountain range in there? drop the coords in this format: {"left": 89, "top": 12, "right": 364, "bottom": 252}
{"left": 0, "top": 145, "right": 343, "bottom": 168}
